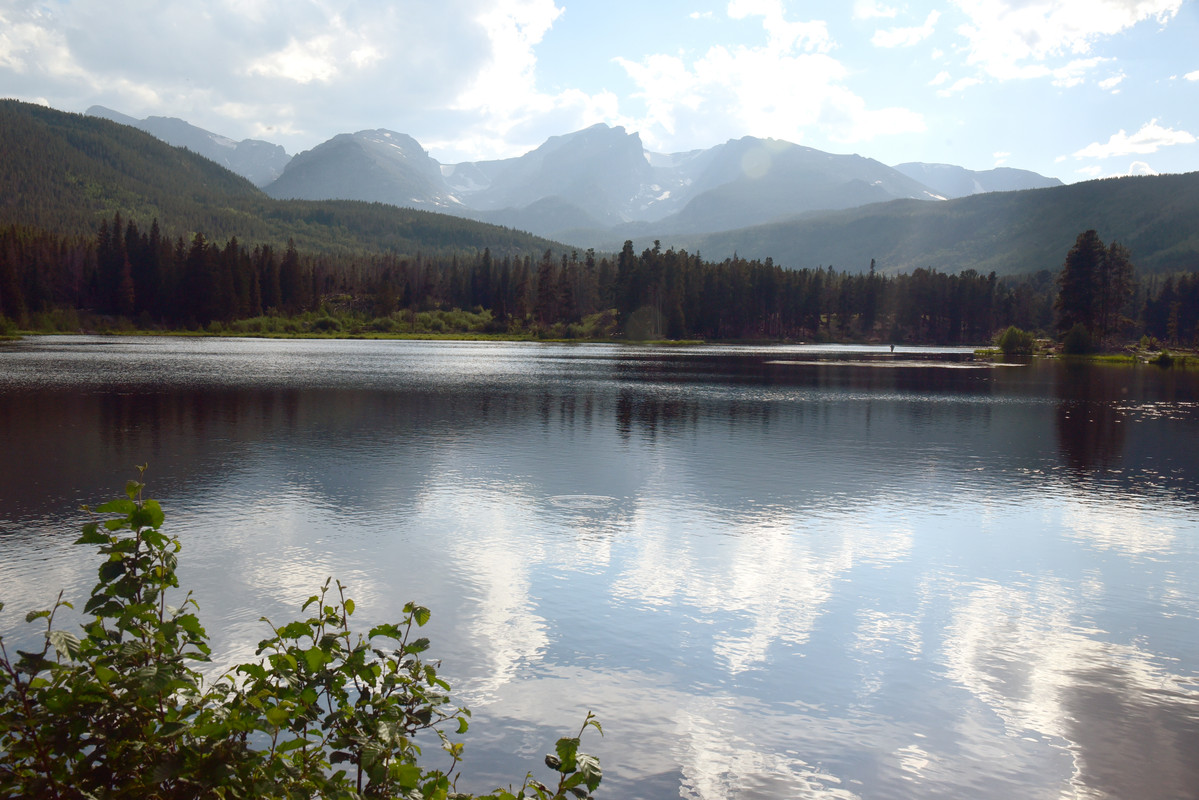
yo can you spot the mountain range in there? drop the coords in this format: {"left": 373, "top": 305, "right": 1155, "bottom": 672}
{"left": 7, "top": 100, "right": 1196, "bottom": 276}
{"left": 87, "top": 106, "right": 291, "bottom": 187}
{"left": 5, "top": 100, "right": 559, "bottom": 258}
{"left": 84, "top": 107, "right": 1062, "bottom": 245}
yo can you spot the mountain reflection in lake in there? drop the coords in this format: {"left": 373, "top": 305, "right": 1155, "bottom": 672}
{"left": 2, "top": 337, "right": 1198, "bottom": 799}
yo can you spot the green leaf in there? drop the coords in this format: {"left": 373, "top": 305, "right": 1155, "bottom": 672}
{"left": 303, "top": 646, "right": 329, "bottom": 672}
{"left": 124, "top": 480, "right": 144, "bottom": 500}
{"left": 142, "top": 499, "right": 165, "bottom": 528}
{"left": 236, "top": 662, "right": 268, "bottom": 681}
{"left": 265, "top": 705, "right": 291, "bottom": 727}
{"left": 276, "top": 738, "right": 308, "bottom": 753}
{"left": 96, "top": 498, "right": 136, "bottom": 515}
{"left": 97, "top": 559, "right": 126, "bottom": 583}
{"left": 94, "top": 664, "right": 118, "bottom": 685}
{"left": 396, "top": 763, "right": 422, "bottom": 791}
{"left": 48, "top": 630, "right": 82, "bottom": 660}
{"left": 368, "top": 623, "right": 403, "bottom": 641}
{"left": 555, "top": 737, "right": 580, "bottom": 773}
{"left": 457, "top": 716, "right": 470, "bottom": 734}
{"left": 278, "top": 621, "right": 312, "bottom": 641}
{"left": 576, "top": 753, "right": 602, "bottom": 792}
{"left": 76, "top": 523, "right": 109, "bottom": 545}
{"left": 176, "top": 613, "right": 205, "bottom": 638}
{"left": 343, "top": 598, "right": 355, "bottom": 617}
{"left": 25, "top": 609, "right": 51, "bottom": 623}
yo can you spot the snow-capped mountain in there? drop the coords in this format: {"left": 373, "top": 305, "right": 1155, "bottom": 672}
{"left": 85, "top": 107, "right": 1064, "bottom": 241}
{"left": 264, "top": 129, "right": 459, "bottom": 210}
{"left": 892, "top": 162, "right": 1063, "bottom": 199}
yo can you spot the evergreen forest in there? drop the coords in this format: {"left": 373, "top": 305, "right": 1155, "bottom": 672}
{"left": 4, "top": 216, "right": 1199, "bottom": 347}
{"left": 2, "top": 99, "right": 1199, "bottom": 347}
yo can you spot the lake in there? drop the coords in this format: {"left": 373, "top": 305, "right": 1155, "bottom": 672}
{"left": 1, "top": 336, "right": 1198, "bottom": 799}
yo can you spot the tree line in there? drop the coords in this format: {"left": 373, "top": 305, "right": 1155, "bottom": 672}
{"left": 3, "top": 215, "right": 1198, "bottom": 345}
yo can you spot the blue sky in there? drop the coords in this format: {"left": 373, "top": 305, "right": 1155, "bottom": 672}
{"left": 2, "top": 0, "right": 1197, "bottom": 182}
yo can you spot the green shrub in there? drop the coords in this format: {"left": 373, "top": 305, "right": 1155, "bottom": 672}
{"left": 0, "top": 469, "right": 603, "bottom": 799}
{"left": 995, "top": 325, "right": 1036, "bottom": 356}
{"left": 1149, "top": 350, "right": 1174, "bottom": 367}
{"left": 1061, "top": 323, "right": 1094, "bottom": 354}
{"left": 309, "top": 316, "right": 342, "bottom": 333}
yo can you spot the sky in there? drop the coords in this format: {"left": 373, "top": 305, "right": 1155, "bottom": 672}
{"left": 2, "top": 0, "right": 1198, "bottom": 182}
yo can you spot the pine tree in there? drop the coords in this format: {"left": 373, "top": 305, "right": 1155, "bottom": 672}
{"left": 1054, "top": 229, "right": 1105, "bottom": 335}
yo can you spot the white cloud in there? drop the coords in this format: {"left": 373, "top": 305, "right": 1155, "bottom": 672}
{"left": 951, "top": 0, "right": 1183, "bottom": 82}
{"left": 247, "top": 35, "right": 344, "bottom": 84}
{"left": 1050, "top": 56, "right": 1109, "bottom": 87}
{"left": 929, "top": 71, "right": 951, "bottom": 86}
{"left": 1127, "top": 161, "right": 1157, "bottom": 175}
{"left": 853, "top": 0, "right": 900, "bottom": 19}
{"left": 616, "top": 2, "right": 923, "bottom": 150}
{"left": 993, "top": 150, "right": 1011, "bottom": 165}
{"left": 872, "top": 11, "right": 941, "bottom": 48}
{"left": 1098, "top": 70, "right": 1126, "bottom": 91}
{"left": 727, "top": 0, "right": 834, "bottom": 54}
{"left": 1073, "top": 119, "right": 1196, "bottom": 159}
{"left": 1185, "top": 70, "right": 1199, "bottom": 81}
{"left": 935, "top": 76, "right": 982, "bottom": 96}
{"left": 0, "top": 0, "right": 641, "bottom": 162}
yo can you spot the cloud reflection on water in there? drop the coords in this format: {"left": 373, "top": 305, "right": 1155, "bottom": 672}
{"left": 3, "top": 339, "right": 1199, "bottom": 800}
{"left": 944, "top": 579, "right": 1199, "bottom": 800}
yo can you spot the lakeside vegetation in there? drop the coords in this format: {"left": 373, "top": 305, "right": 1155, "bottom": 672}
{"left": 2, "top": 101, "right": 1198, "bottom": 353}
{"left": 0, "top": 471, "right": 603, "bottom": 799}
{"left": 3, "top": 217, "right": 1199, "bottom": 353}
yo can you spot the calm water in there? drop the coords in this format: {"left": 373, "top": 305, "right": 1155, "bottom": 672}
{"left": 2, "top": 336, "right": 1198, "bottom": 800}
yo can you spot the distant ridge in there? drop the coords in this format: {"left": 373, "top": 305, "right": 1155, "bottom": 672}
{"left": 673, "top": 171, "right": 1199, "bottom": 275}
{"left": 8, "top": 100, "right": 1198, "bottom": 276}
{"left": 86, "top": 105, "right": 291, "bottom": 186}
{"left": 892, "top": 162, "right": 1063, "bottom": 199}
{"left": 1, "top": 100, "right": 562, "bottom": 258}
{"left": 80, "top": 106, "right": 1069, "bottom": 251}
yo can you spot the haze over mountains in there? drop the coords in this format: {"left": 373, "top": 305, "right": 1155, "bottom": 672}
{"left": 84, "top": 106, "right": 1061, "bottom": 246}
{"left": 87, "top": 106, "right": 291, "bottom": 187}
{"left": 7, "top": 100, "right": 1187, "bottom": 276}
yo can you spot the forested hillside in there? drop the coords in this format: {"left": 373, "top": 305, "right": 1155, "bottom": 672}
{"left": 3, "top": 100, "right": 1199, "bottom": 347}
{"left": 677, "top": 171, "right": 1199, "bottom": 275}
{"left": 0, "top": 100, "right": 559, "bottom": 258}
{"left": 5, "top": 214, "right": 1199, "bottom": 348}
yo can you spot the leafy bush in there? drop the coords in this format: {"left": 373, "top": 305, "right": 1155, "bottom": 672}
{"left": 310, "top": 316, "right": 343, "bottom": 333}
{"left": 369, "top": 317, "right": 398, "bottom": 333}
{"left": 0, "top": 469, "right": 602, "bottom": 799}
{"left": 1060, "top": 323, "right": 1094, "bottom": 354}
{"left": 1149, "top": 350, "right": 1174, "bottom": 367}
{"left": 995, "top": 325, "right": 1036, "bottom": 356}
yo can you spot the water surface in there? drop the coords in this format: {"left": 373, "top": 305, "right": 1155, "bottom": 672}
{"left": 1, "top": 336, "right": 1197, "bottom": 799}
